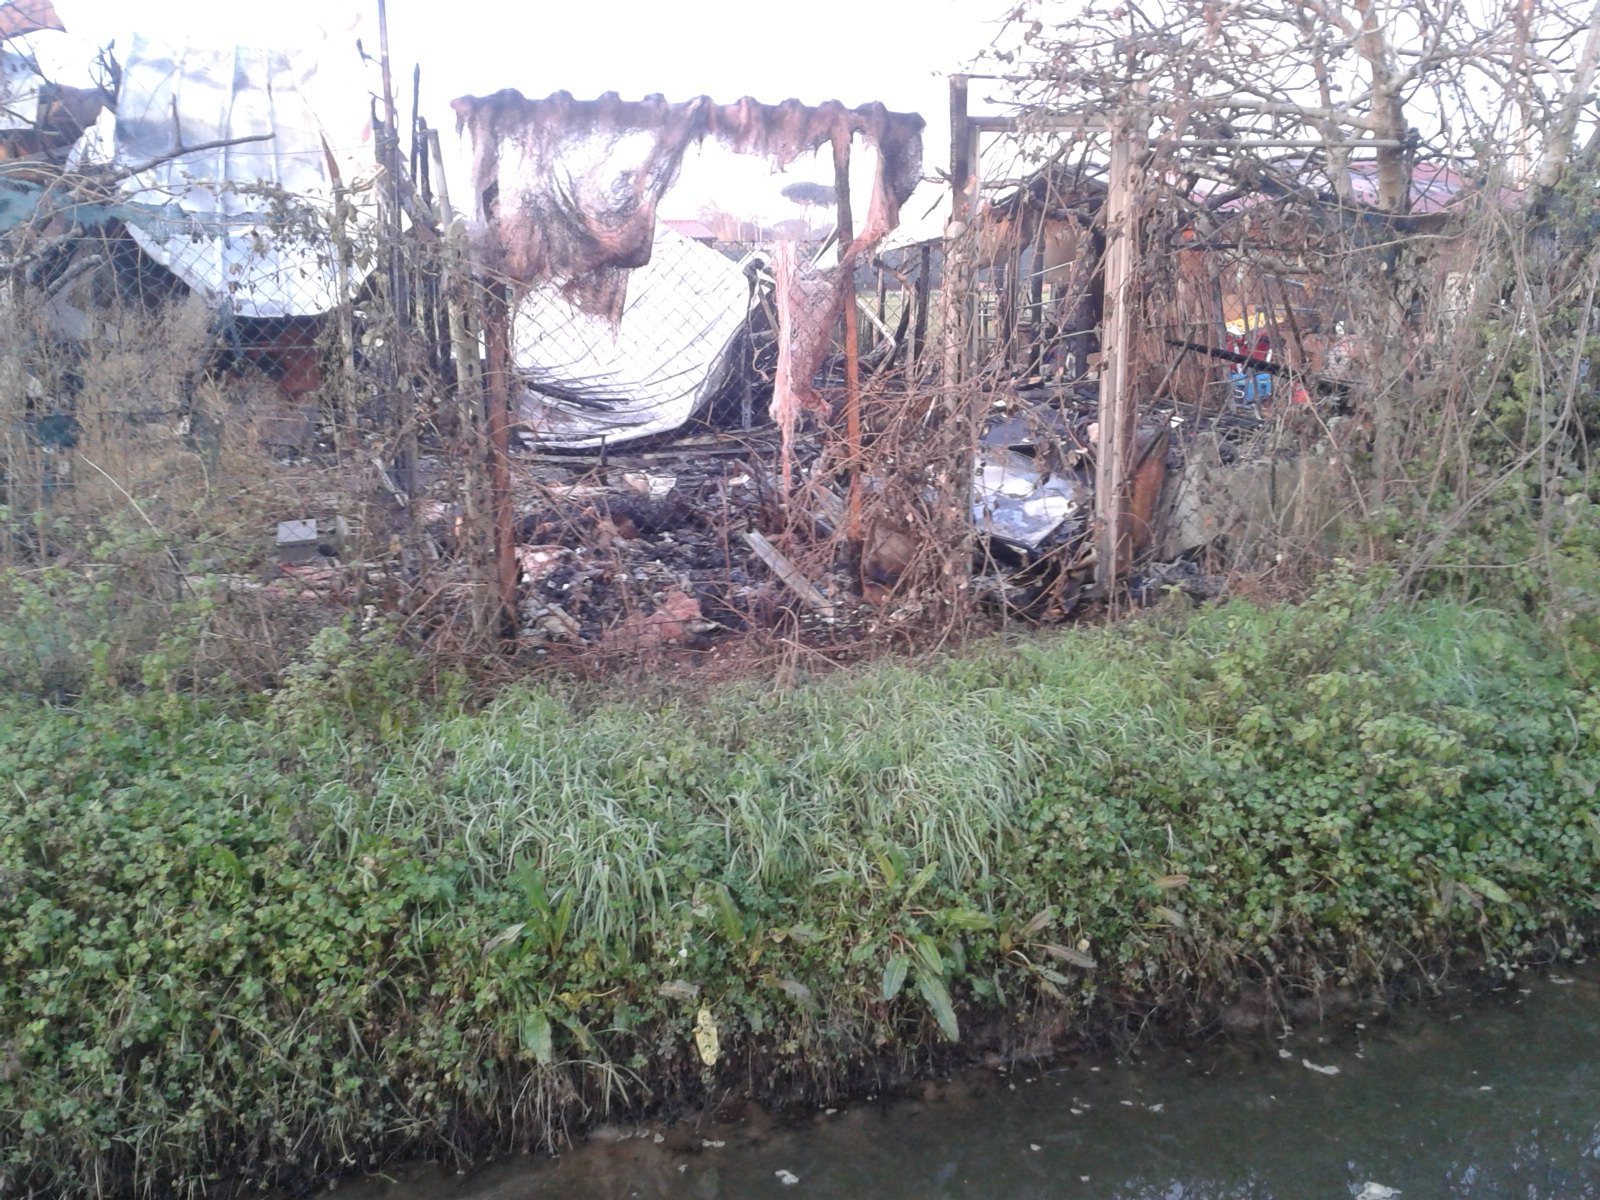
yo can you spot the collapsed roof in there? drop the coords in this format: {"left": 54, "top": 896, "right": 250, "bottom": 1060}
{"left": 450, "top": 89, "right": 924, "bottom": 319}
{"left": 70, "top": 33, "right": 374, "bottom": 318}
{"left": 449, "top": 88, "right": 925, "bottom": 449}
{"left": 0, "top": 46, "right": 43, "bottom": 130}
{"left": 0, "top": 0, "right": 59, "bottom": 42}
{"left": 513, "top": 221, "right": 757, "bottom": 448}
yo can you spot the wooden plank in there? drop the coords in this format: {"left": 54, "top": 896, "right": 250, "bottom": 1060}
{"left": 941, "top": 75, "right": 973, "bottom": 392}
{"left": 744, "top": 532, "right": 836, "bottom": 618}
{"left": 484, "top": 284, "right": 519, "bottom": 637}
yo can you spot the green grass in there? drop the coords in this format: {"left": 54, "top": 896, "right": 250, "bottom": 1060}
{"left": 3, "top": 568, "right": 1598, "bottom": 1198}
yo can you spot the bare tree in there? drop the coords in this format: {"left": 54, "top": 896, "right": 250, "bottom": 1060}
{"left": 1012, "top": 0, "right": 1598, "bottom": 200}
{"left": 999, "top": 0, "right": 1600, "bottom": 524}
{"left": 779, "top": 180, "right": 838, "bottom": 233}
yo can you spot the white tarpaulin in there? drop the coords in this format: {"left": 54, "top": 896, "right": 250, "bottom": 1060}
{"left": 0, "top": 50, "right": 42, "bottom": 130}
{"left": 77, "top": 33, "right": 372, "bottom": 318}
{"left": 514, "top": 224, "right": 754, "bottom": 449}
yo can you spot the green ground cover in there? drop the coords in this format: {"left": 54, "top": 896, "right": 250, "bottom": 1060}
{"left": 3, "top": 570, "right": 1597, "bottom": 1198}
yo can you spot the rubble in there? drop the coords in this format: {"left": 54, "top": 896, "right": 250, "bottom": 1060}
{"left": 274, "top": 519, "right": 321, "bottom": 564}
{"left": 497, "top": 436, "right": 830, "bottom": 648}
{"left": 0, "top": 24, "right": 1339, "bottom": 663}
{"left": 971, "top": 447, "right": 1084, "bottom": 552}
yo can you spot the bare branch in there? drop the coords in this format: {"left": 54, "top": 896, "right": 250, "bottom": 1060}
{"left": 104, "top": 133, "right": 277, "bottom": 186}
{"left": 1534, "top": 0, "right": 1600, "bottom": 186}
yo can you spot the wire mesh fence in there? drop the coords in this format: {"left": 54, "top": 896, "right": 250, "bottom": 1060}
{"left": 0, "top": 145, "right": 1342, "bottom": 695}
{"left": 0, "top": 141, "right": 985, "bottom": 693}
{"left": 5, "top": 53, "right": 1592, "bottom": 695}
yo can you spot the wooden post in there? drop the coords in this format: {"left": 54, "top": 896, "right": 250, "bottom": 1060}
{"left": 874, "top": 265, "right": 888, "bottom": 353}
{"left": 1027, "top": 216, "right": 1046, "bottom": 373}
{"left": 1093, "top": 121, "right": 1142, "bottom": 601}
{"left": 323, "top": 147, "right": 360, "bottom": 463}
{"left": 483, "top": 282, "right": 519, "bottom": 637}
{"left": 376, "top": 0, "right": 416, "bottom": 502}
{"left": 941, "top": 75, "right": 973, "bottom": 392}
{"left": 832, "top": 130, "right": 862, "bottom": 541}
{"left": 428, "top": 127, "right": 500, "bottom": 643}
{"left": 997, "top": 251, "right": 1019, "bottom": 372}
{"left": 912, "top": 243, "right": 931, "bottom": 368}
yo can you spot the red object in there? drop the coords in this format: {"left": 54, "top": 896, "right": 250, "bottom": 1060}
{"left": 0, "top": 0, "right": 64, "bottom": 40}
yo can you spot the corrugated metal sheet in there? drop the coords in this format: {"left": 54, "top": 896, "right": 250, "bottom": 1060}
{"left": 0, "top": 0, "right": 62, "bottom": 42}
{"left": 1343, "top": 161, "right": 1479, "bottom": 215}
{"left": 89, "top": 34, "right": 371, "bottom": 318}
{"left": 0, "top": 49, "right": 41, "bottom": 130}
{"left": 662, "top": 217, "right": 717, "bottom": 241}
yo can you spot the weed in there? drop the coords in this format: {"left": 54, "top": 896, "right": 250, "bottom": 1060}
{"left": 3, "top": 575, "right": 1597, "bottom": 1198}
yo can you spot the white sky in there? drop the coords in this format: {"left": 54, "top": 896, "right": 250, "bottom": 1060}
{"left": 34, "top": 0, "right": 1023, "bottom": 222}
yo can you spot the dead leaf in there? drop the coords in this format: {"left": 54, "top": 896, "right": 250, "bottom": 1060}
{"left": 693, "top": 1005, "right": 720, "bottom": 1066}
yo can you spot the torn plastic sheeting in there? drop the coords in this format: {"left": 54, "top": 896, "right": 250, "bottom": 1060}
{"left": 769, "top": 240, "right": 840, "bottom": 471}
{"left": 78, "top": 34, "right": 374, "bottom": 318}
{"left": 973, "top": 447, "right": 1084, "bottom": 551}
{"left": 449, "top": 89, "right": 923, "bottom": 323}
{"left": 451, "top": 89, "right": 920, "bottom": 472}
{"left": 770, "top": 162, "right": 906, "bottom": 480}
{"left": 513, "top": 224, "right": 755, "bottom": 449}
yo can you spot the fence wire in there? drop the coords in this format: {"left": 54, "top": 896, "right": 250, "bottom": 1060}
{"left": 5, "top": 98, "right": 1562, "bottom": 694}
{"left": 0, "top": 157, "right": 981, "bottom": 690}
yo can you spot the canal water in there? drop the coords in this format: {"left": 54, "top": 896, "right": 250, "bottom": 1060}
{"left": 334, "top": 965, "right": 1600, "bottom": 1199}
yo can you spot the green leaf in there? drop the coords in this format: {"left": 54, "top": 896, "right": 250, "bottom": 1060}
{"left": 482, "top": 922, "right": 526, "bottom": 957}
{"left": 1466, "top": 875, "right": 1513, "bottom": 905}
{"left": 1153, "top": 905, "right": 1188, "bottom": 930}
{"left": 882, "top": 953, "right": 910, "bottom": 1001}
{"left": 199, "top": 843, "right": 245, "bottom": 885}
{"left": 1017, "top": 908, "right": 1054, "bottom": 939}
{"left": 915, "top": 970, "right": 960, "bottom": 1042}
{"left": 775, "top": 978, "right": 816, "bottom": 1009}
{"left": 1039, "top": 943, "right": 1097, "bottom": 970}
{"left": 516, "top": 861, "right": 551, "bottom": 919}
{"left": 520, "top": 1009, "right": 554, "bottom": 1065}
{"left": 712, "top": 883, "right": 744, "bottom": 945}
{"left": 939, "top": 907, "right": 995, "bottom": 932}
{"left": 910, "top": 934, "right": 945, "bottom": 978}
{"left": 905, "top": 861, "right": 939, "bottom": 899}
{"left": 559, "top": 1015, "right": 594, "bottom": 1052}
{"left": 875, "top": 849, "right": 904, "bottom": 889}
{"left": 550, "top": 888, "right": 576, "bottom": 952}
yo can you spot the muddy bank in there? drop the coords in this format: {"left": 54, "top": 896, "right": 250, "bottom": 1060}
{"left": 4, "top": 586, "right": 1599, "bottom": 1199}
{"left": 324, "top": 964, "right": 1600, "bottom": 1200}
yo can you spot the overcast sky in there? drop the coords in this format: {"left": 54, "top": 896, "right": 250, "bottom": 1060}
{"left": 37, "top": 0, "right": 1027, "bottom": 221}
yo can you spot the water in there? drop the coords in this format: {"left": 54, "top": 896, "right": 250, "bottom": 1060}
{"left": 334, "top": 966, "right": 1600, "bottom": 1200}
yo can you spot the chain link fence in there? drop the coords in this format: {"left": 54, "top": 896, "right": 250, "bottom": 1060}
{"left": 10, "top": 76, "right": 1535, "bottom": 693}
{"left": 0, "top": 133, "right": 993, "bottom": 695}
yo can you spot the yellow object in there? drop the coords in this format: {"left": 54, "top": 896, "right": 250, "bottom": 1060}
{"left": 693, "top": 1005, "right": 720, "bottom": 1067}
{"left": 1224, "top": 308, "right": 1272, "bottom": 336}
